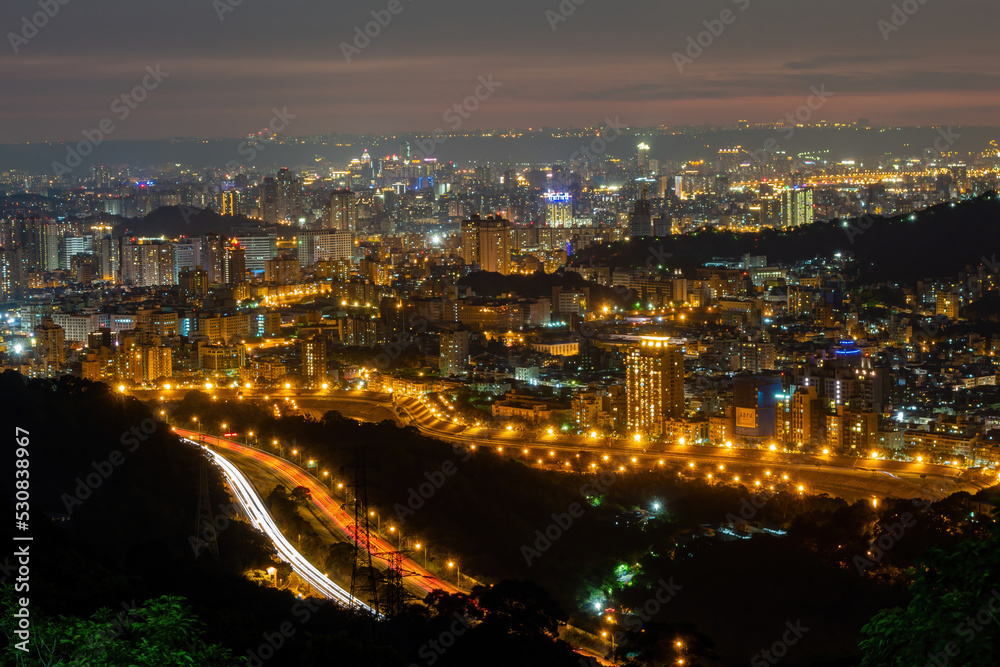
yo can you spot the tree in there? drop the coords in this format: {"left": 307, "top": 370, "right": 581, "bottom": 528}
{"left": 1, "top": 589, "right": 239, "bottom": 666}
{"left": 858, "top": 511, "right": 1000, "bottom": 667}
{"left": 471, "top": 580, "right": 567, "bottom": 639}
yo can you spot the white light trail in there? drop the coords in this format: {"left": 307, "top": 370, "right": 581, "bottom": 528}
{"left": 188, "top": 439, "right": 374, "bottom": 614}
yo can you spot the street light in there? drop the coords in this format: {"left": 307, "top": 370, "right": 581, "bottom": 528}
{"left": 415, "top": 542, "right": 427, "bottom": 569}
{"left": 447, "top": 561, "right": 459, "bottom": 586}
{"left": 266, "top": 566, "right": 277, "bottom": 585}
{"left": 370, "top": 510, "right": 380, "bottom": 532}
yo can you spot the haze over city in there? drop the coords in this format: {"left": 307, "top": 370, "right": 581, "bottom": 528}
{"left": 3, "top": 1, "right": 1000, "bottom": 667}
{"left": 3, "top": 0, "right": 1000, "bottom": 141}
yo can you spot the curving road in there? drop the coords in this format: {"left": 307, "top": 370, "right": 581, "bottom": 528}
{"left": 186, "top": 436, "right": 374, "bottom": 613}
{"left": 139, "top": 385, "right": 993, "bottom": 502}
{"left": 176, "top": 428, "right": 462, "bottom": 599}
{"left": 390, "top": 395, "right": 994, "bottom": 502}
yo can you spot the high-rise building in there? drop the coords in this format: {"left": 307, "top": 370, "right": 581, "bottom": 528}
{"left": 439, "top": 331, "right": 470, "bottom": 377}
{"left": 842, "top": 407, "right": 877, "bottom": 454}
{"left": 755, "top": 196, "right": 781, "bottom": 227}
{"left": 4, "top": 220, "right": 44, "bottom": 276}
{"left": 201, "top": 234, "right": 225, "bottom": 284}
{"left": 936, "top": 290, "right": 961, "bottom": 319}
{"left": 96, "top": 236, "right": 119, "bottom": 281}
{"left": 340, "top": 316, "right": 378, "bottom": 347}
{"left": 297, "top": 231, "right": 353, "bottom": 267}
{"left": 627, "top": 337, "right": 684, "bottom": 435}
{"left": 359, "top": 257, "right": 392, "bottom": 285}
{"left": 178, "top": 268, "right": 209, "bottom": 295}
{"left": 545, "top": 192, "right": 572, "bottom": 227}
{"left": 58, "top": 235, "right": 93, "bottom": 270}
{"left": 220, "top": 190, "right": 241, "bottom": 216}
{"left": 33, "top": 316, "right": 65, "bottom": 377}
{"left": 173, "top": 238, "right": 203, "bottom": 280}
{"left": 43, "top": 222, "right": 61, "bottom": 271}
{"left": 789, "top": 385, "right": 822, "bottom": 447}
{"left": 733, "top": 374, "right": 783, "bottom": 442}
{"left": 259, "top": 177, "right": 278, "bottom": 223}
{"left": 301, "top": 336, "right": 327, "bottom": 383}
{"left": 0, "top": 248, "right": 23, "bottom": 301}
{"left": 230, "top": 229, "right": 278, "bottom": 275}
{"left": 780, "top": 188, "right": 814, "bottom": 228}
{"left": 328, "top": 189, "right": 358, "bottom": 231}
{"left": 674, "top": 176, "right": 688, "bottom": 201}
{"left": 629, "top": 195, "right": 653, "bottom": 238}
{"left": 120, "top": 239, "right": 175, "bottom": 287}
{"left": 264, "top": 257, "right": 299, "bottom": 284}
{"left": 71, "top": 254, "right": 100, "bottom": 284}
{"left": 276, "top": 168, "right": 299, "bottom": 223}
{"left": 461, "top": 214, "right": 511, "bottom": 274}
{"left": 637, "top": 143, "right": 651, "bottom": 171}
{"left": 738, "top": 341, "right": 775, "bottom": 373}
{"left": 224, "top": 240, "right": 246, "bottom": 285}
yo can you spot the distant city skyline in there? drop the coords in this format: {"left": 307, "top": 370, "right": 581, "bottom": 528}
{"left": 2, "top": 0, "right": 999, "bottom": 143}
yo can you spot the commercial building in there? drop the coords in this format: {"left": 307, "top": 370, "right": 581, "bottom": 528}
{"left": 627, "top": 337, "right": 684, "bottom": 435}
{"left": 461, "top": 214, "right": 511, "bottom": 274}
{"left": 440, "top": 331, "right": 470, "bottom": 377}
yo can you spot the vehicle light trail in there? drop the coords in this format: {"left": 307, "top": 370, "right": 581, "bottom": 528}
{"left": 186, "top": 437, "right": 374, "bottom": 614}
{"left": 176, "top": 429, "right": 461, "bottom": 597}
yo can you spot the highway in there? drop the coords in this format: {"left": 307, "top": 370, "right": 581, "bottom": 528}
{"left": 141, "top": 386, "right": 996, "bottom": 502}
{"left": 176, "top": 428, "right": 462, "bottom": 600}
{"left": 186, "top": 435, "right": 373, "bottom": 613}
{"left": 389, "top": 394, "right": 994, "bottom": 502}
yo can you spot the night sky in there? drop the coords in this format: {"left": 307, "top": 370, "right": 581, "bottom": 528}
{"left": 2, "top": 0, "right": 998, "bottom": 142}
